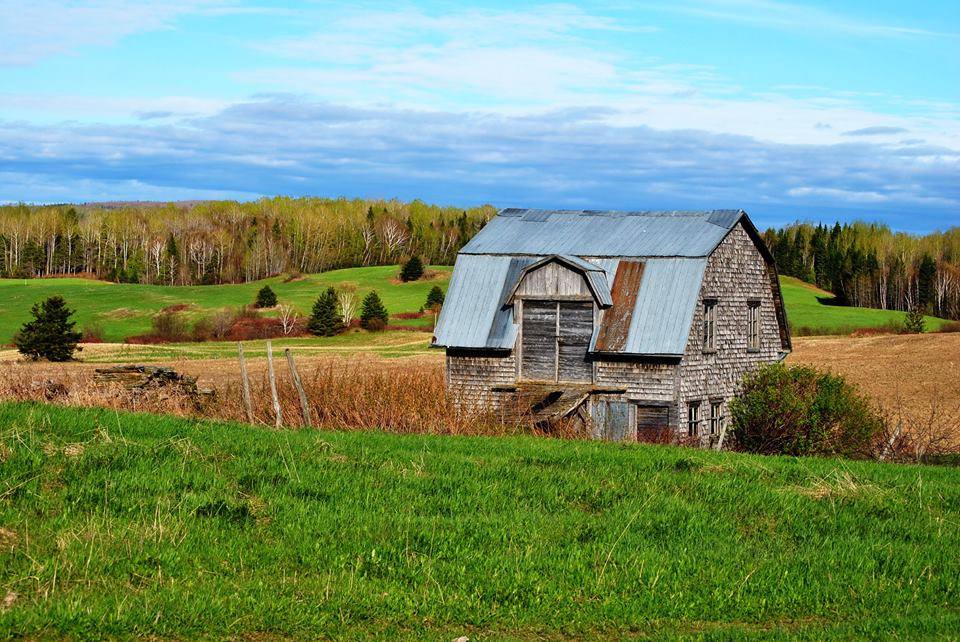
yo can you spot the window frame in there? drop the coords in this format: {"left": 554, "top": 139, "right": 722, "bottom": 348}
{"left": 702, "top": 299, "right": 717, "bottom": 353}
{"left": 687, "top": 401, "right": 701, "bottom": 437}
{"left": 747, "top": 300, "right": 761, "bottom": 352}
{"left": 709, "top": 400, "right": 725, "bottom": 436}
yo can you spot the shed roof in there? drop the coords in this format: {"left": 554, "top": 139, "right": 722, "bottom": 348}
{"left": 459, "top": 209, "right": 745, "bottom": 258}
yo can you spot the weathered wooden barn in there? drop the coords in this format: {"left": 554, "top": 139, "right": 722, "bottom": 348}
{"left": 432, "top": 209, "right": 791, "bottom": 444}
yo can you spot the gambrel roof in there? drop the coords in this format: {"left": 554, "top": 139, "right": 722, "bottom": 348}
{"left": 433, "top": 209, "right": 787, "bottom": 356}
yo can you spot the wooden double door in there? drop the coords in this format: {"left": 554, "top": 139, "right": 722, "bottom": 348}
{"left": 520, "top": 300, "right": 593, "bottom": 383}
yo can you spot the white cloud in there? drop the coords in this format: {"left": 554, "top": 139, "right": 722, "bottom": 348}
{"left": 0, "top": 0, "right": 229, "bottom": 66}
{"left": 647, "top": 0, "right": 958, "bottom": 39}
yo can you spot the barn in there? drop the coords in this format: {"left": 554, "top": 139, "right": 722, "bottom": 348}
{"left": 432, "top": 209, "right": 791, "bottom": 444}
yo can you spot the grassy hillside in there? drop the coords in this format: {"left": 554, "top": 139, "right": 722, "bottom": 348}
{"left": 0, "top": 265, "right": 451, "bottom": 343}
{"left": 0, "top": 269, "right": 949, "bottom": 345}
{"left": 779, "top": 275, "right": 948, "bottom": 334}
{"left": 2, "top": 402, "right": 959, "bottom": 639}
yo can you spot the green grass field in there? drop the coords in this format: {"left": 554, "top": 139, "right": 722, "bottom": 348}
{"left": 779, "top": 276, "right": 948, "bottom": 334}
{"left": 0, "top": 269, "right": 949, "bottom": 346}
{"left": 0, "top": 265, "right": 450, "bottom": 343}
{"left": 1, "top": 402, "right": 958, "bottom": 639}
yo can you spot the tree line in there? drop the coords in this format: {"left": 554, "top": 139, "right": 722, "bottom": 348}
{"left": 764, "top": 221, "right": 960, "bottom": 320}
{"left": 2, "top": 198, "right": 959, "bottom": 320}
{"left": 0, "top": 197, "right": 494, "bottom": 285}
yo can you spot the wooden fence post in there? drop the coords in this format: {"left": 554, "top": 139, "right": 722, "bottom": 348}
{"left": 237, "top": 342, "right": 254, "bottom": 424}
{"left": 285, "top": 348, "right": 312, "bottom": 427}
{"left": 266, "top": 340, "right": 283, "bottom": 428}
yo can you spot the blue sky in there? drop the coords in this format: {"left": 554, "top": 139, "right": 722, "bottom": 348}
{"left": 0, "top": 1, "right": 957, "bottom": 231}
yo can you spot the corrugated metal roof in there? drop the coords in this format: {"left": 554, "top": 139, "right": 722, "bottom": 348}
{"left": 460, "top": 209, "right": 743, "bottom": 257}
{"left": 620, "top": 258, "right": 707, "bottom": 355}
{"left": 433, "top": 254, "right": 535, "bottom": 349}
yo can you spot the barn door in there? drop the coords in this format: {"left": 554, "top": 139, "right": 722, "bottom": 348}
{"left": 521, "top": 300, "right": 558, "bottom": 381}
{"left": 557, "top": 301, "right": 593, "bottom": 382}
{"left": 635, "top": 404, "right": 671, "bottom": 443}
{"left": 521, "top": 300, "right": 593, "bottom": 383}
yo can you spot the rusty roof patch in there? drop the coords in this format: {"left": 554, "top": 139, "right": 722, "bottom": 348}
{"left": 593, "top": 260, "right": 645, "bottom": 352}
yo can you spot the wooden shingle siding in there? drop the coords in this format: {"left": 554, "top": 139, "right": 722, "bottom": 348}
{"left": 446, "top": 353, "right": 516, "bottom": 412}
{"left": 678, "top": 222, "right": 784, "bottom": 443}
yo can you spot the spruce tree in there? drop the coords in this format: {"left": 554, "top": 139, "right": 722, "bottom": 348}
{"left": 903, "top": 306, "right": 926, "bottom": 334}
{"left": 360, "top": 290, "right": 389, "bottom": 330}
{"left": 308, "top": 287, "right": 342, "bottom": 336}
{"left": 425, "top": 285, "right": 445, "bottom": 310}
{"left": 400, "top": 255, "right": 424, "bottom": 282}
{"left": 255, "top": 285, "right": 277, "bottom": 308}
{"left": 14, "top": 296, "right": 82, "bottom": 361}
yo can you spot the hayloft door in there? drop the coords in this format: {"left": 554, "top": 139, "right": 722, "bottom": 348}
{"left": 557, "top": 301, "right": 593, "bottom": 382}
{"left": 521, "top": 300, "right": 593, "bottom": 383}
{"left": 520, "top": 300, "right": 557, "bottom": 381}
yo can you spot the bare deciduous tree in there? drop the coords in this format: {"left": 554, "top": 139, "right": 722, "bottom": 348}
{"left": 278, "top": 304, "right": 299, "bottom": 335}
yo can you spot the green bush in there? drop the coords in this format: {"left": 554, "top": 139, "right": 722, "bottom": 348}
{"left": 254, "top": 285, "right": 277, "bottom": 308}
{"left": 360, "top": 290, "right": 389, "bottom": 330}
{"left": 308, "top": 287, "right": 343, "bottom": 337}
{"left": 730, "top": 363, "right": 884, "bottom": 459}
{"left": 400, "top": 256, "right": 424, "bottom": 282}
{"left": 13, "top": 296, "right": 83, "bottom": 361}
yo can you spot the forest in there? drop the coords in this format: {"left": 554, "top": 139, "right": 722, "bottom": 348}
{"left": 1, "top": 199, "right": 958, "bottom": 320}
{"left": 0, "top": 198, "right": 494, "bottom": 285}
{"left": 763, "top": 221, "right": 960, "bottom": 320}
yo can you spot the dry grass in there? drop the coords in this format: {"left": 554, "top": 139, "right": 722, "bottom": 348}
{"left": 0, "top": 355, "right": 530, "bottom": 437}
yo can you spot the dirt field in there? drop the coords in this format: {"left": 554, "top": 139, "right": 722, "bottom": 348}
{"left": 788, "top": 333, "right": 960, "bottom": 432}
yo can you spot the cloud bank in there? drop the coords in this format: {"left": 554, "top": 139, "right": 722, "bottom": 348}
{"left": 1, "top": 96, "right": 956, "bottom": 231}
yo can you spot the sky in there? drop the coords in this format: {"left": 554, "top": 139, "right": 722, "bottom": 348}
{"left": 0, "top": 0, "right": 957, "bottom": 232}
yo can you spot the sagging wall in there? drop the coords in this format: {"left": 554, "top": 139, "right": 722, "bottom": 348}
{"left": 678, "top": 222, "right": 787, "bottom": 442}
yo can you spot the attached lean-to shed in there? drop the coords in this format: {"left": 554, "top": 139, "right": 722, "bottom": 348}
{"left": 433, "top": 208, "right": 791, "bottom": 444}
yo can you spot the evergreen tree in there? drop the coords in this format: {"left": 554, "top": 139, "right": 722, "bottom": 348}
{"left": 14, "top": 296, "right": 82, "bottom": 361}
{"left": 400, "top": 255, "right": 424, "bottom": 282}
{"left": 425, "top": 285, "right": 445, "bottom": 310}
{"left": 360, "top": 290, "right": 389, "bottom": 330}
{"left": 903, "top": 306, "right": 926, "bottom": 334}
{"left": 255, "top": 285, "right": 277, "bottom": 308}
{"left": 308, "top": 287, "right": 342, "bottom": 336}
{"left": 918, "top": 254, "right": 937, "bottom": 310}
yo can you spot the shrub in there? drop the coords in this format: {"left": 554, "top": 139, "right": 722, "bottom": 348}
{"left": 211, "top": 309, "right": 236, "bottom": 339}
{"left": 937, "top": 321, "right": 960, "bottom": 333}
{"left": 255, "top": 285, "right": 277, "bottom": 308}
{"left": 13, "top": 296, "right": 83, "bottom": 361}
{"left": 308, "top": 288, "right": 343, "bottom": 337}
{"left": 903, "top": 306, "right": 926, "bottom": 334}
{"left": 425, "top": 285, "right": 445, "bottom": 310}
{"left": 400, "top": 256, "right": 424, "bottom": 282}
{"left": 151, "top": 310, "right": 190, "bottom": 342}
{"left": 729, "top": 363, "right": 885, "bottom": 459}
{"left": 360, "top": 291, "right": 389, "bottom": 330}
{"left": 191, "top": 316, "right": 213, "bottom": 342}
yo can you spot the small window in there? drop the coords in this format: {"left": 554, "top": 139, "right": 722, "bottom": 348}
{"left": 710, "top": 401, "right": 725, "bottom": 436}
{"left": 687, "top": 402, "right": 701, "bottom": 437}
{"left": 747, "top": 301, "right": 761, "bottom": 351}
{"left": 702, "top": 300, "right": 717, "bottom": 351}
